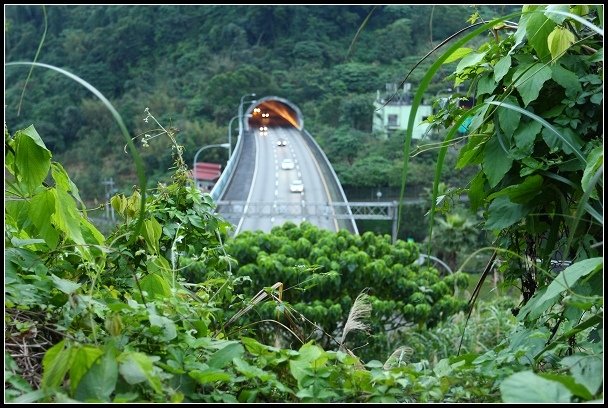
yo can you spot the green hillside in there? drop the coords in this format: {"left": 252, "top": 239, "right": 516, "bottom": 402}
{"left": 5, "top": 5, "right": 514, "bottom": 203}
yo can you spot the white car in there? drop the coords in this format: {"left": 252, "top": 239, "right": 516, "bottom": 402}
{"left": 276, "top": 139, "right": 287, "bottom": 147}
{"left": 281, "top": 158, "right": 295, "bottom": 170}
{"left": 290, "top": 179, "right": 304, "bottom": 193}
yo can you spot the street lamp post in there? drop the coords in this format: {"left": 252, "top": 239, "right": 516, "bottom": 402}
{"left": 238, "top": 92, "right": 256, "bottom": 136}
{"left": 192, "top": 143, "right": 230, "bottom": 185}
{"left": 227, "top": 113, "right": 253, "bottom": 158}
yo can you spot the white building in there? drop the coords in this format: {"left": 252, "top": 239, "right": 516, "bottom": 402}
{"left": 372, "top": 83, "right": 433, "bottom": 140}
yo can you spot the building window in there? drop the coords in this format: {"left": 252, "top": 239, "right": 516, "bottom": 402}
{"left": 387, "top": 114, "right": 398, "bottom": 127}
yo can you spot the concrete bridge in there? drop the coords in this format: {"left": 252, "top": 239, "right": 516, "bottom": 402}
{"left": 205, "top": 95, "right": 401, "bottom": 241}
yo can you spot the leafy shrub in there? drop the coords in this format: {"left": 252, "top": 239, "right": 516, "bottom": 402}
{"left": 225, "top": 222, "right": 469, "bottom": 361}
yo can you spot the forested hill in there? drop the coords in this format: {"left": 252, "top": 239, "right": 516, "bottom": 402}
{"left": 5, "top": 5, "right": 516, "bottom": 201}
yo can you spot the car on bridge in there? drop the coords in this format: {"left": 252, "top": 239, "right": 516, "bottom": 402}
{"left": 290, "top": 179, "right": 304, "bottom": 193}
{"left": 281, "top": 158, "right": 295, "bottom": 170}
{"left": 276, "top": 139, "right": 287, "bottom": 147}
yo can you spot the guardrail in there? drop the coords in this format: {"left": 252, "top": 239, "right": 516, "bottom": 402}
{"left": 210, "top": 121, "right": 246, "bottom": 201}
{"left": 301, "top": 129, "right": 358, "bottom": 234}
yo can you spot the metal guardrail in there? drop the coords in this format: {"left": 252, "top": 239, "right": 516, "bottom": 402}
{"left": 210, "top": 120, "right": 246, "bottom": 201}
{"left": 216, "top": 201, "right": 405, "bottom": 242}
{"left": 300, "top": 129, "right": 358, "bottom": 234}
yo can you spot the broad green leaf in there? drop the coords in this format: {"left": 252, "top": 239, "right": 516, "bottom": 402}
{"left": 497, "top": 96, "right": 521, "bottom": 139}
{"left": 241, "top": 336, "right": 272, "bottom": 356}
{"left": 483, "top": 135, "right": 513, "bottom": 188}
{"left": 139, "top": 273, "right": 172, "bottom": 299}
{"left": 29, "top": 189, "right": 59, "bottom": 249}
{"left": 507, "top": 327, "right": 551, "bottom": 362}
{"left": 494, "top": 55, "right": 512, "bottom": 83}
{"left": 146, "top": 256, "right": 172, "bottom": 279}
{"left": 443, "top": 47, "right": 473, "bottom": 64}
{"left": 455, "top": 51, "right": 487, "bottom": 73}
{"left": 5, "top": 247, "right": 44, "bottom": 277}
{"left": 551, "top": 64, "right": 582, "bottom": 100}
{"left": 207, "top": 342, "right": 244, "bottom": 369}
{"left": 149, "top": 314, "right": 177, "bottom": 341}
{"left": 476, "top": 73, "right": 496, "bottom": 96}
{"left": 486, "top": 100, "right": 586, "bottom": 164}
{"left": 233, "top": 357, "right": 270, "bottom": 380}
{"left": 589, "top": 47, "right": 604, "bottom": 63}
{"left": 468, "top": 172, "right": 486, "bottom": 212}
{"left": 487, "top": 175, "right": 543, "bottom": 204}
{"left": 52, "top": 188, "right": 85, "bottom": 245}
{"left": 189, "top": 369, "right": 232, "bottom": 384}
{"left": 468, "top": 95, "right": 494, "bottom": 134}
{"left": 297, "top": 386, "right": 339, "bottom": 401}
{"left": 238, "top": 389, "right": 259, "bottom": 403}
{"left": 501, "top": 371, "right": 572, "bottom": 402}
{"left": 110, "top": 195, "right": 127, "bottom": 218}
{"left": 433, "top": 358, "right": 452, "bottom": 378}
{"left": 13, "top": 126, "right": 52, "bottom": 194}
{"left": 5, "top": 197, "right": 31, "bottom": 232}
{"left": 51, "top": 162, "right": 84, "bottom": 207}
{"left": 10, "top": 238, "right": 46, "bottom": 247}
{"left": 80, "top": 217, "right": 105, "bottom": 246}
{"left": 536, "top": 258, "right": 602, "bottom": 306}
{"left": 69, "top": 345, "right": 104, "bottom": 394}
{"left": 485, "top": 196, "right": 530, "bottom": 230}
{"left": 513, "top": 120, "right": 542, "bottom": 153}
{"left": 513, "top": 63, "right": 553, "bottom": 105}
{"left": 538, "top": 373, "right": 593, "bottom": 400}
{"left": 118, "top": 352, "right": 162, "bottom": 393}
{"left": 541, "top": 126, "right": 583, "bottom": 157}
{"left": 289, "top": 342, "right": 327, "bottom": 385}
{"left": 510, "top": 8, "right": 532, "bottom": 53}
{"left": 11, "top": 390, "right": 50, "bottom": 403}
{"left": 142, "top": 217, "right": 162, "bottom": 255}
{"left": 560, "top": 354, "right": 603, "bottom": 396}
{"left": 525, "top": 11, "right": 556, "bottom": 61}
{"left": 581, "top": 147, "right": 602, "bottom": 198}
{"left": 50, "top": 274, "right": 81, "bottom": 295}
{"left": 75, "top": 352, "right": 118, "bottom": 402}
{"left": 42, "top": 340, "right": 74, "bottom": 389}
{"left": 126, "top": 190, "right": 142, "bottom": 218}
{"left": 547, "top": 26, "right": 576, "bottom": 62}
{"left": 518, "top": 286, "right": 561, "bottom": 322}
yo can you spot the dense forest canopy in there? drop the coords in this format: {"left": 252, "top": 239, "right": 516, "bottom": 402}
{"left": 5, "top": 4, "right": 517, "bottom": 202}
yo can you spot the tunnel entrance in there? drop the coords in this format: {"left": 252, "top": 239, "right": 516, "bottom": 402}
{"left": 245, "top": 96, "right": 303, "bottom": 131}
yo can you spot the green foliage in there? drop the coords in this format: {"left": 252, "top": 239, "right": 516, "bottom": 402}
{"left": 4, "top": 5, "right": 514, "bottom": 202}
{"left": 225, "top": 222, "right": 469, "bottom": 361}
{"left": 410, "top": 4, "right": 603, "bottom": 402}
{"left": 4, "top": 4, "right": 603, "bottom": 403}
{"left": 3, "top": 123, "right": 482, "bottom": 403}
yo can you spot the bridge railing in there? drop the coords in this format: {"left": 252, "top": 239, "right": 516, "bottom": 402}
{"left": 210, "top": 122, "right": 246, "bottom": 201}
{"left": 215, "top": 200, "right": 407, "bottom": 242}
{"left": 300, "top": 129, "right": 358, "bottom": 234}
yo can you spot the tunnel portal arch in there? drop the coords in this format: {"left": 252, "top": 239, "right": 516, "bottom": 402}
{"left": 245, "top": 96, "right": 303, "bottom": 131}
